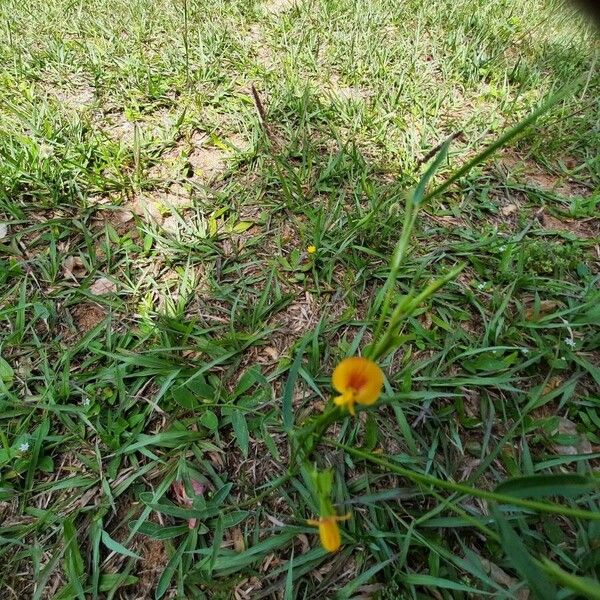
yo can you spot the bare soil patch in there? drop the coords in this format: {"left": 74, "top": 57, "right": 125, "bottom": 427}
{"left": 501, "top": 151, "right": 590, "bottom": 198}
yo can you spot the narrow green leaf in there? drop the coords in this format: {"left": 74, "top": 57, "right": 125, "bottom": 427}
{"left": 33, "top": 543, "right": 63, "bottom": 600}
{"left": 171, "top": 386, "right": 198, "bottom": 409}
{"left": 211, "top": 532, "right": 296, "bottom": 573}
{"left": 492, "top": 507, "right": 557, "bottom": 600}
{"left": 101, "top": 530, "right": 141, "bottom": 560}
{"left": 63, "top": 518, "right": 86, "bottom": 600}
{"left": 392, "top": 404, "right": 418, "bottom": 455}
{"left": 126, "top": 468, "right": 178, "bottom": 544}
{"left": 211, "top": 483, "right": 233, "bottom": 506}
{"left": 339, "top": 444, "right": 600, "bottom": 521}
{"left": 51, "top": 575, "right": 139, "bottom": 600}
{"left": 412, "top": 138, "right": 452, "bottom": 205}
{"left": 282, "top": 338, "right": 308, "bottom": 431}
{"left": 495, "top": 474, "right": 596, "bottom": 499}
{"left": 338, "top": 556, "right": 396, "bottom": 598}
{"left": 200, "top": 410, "right": 218, "bottom": 430}
{"left": 362, "top": 413, "right": 378, "bottom": 451}
{"left": 97, "top": 574, "right": 139, "bottom": 592}
{"left": 572, "top": 354, "right": 600, "bottom": 387}
{"left": 284, "top": 550, "right": 294, "bottom": 600}
{"left": 235, "top": 366, "right": 266, "bottom": 397}
{"left": 132, "top": 522, "right": 198, "bottom": 540}
{"left": 90, "top": 517, "right": 102, "bottom": 600}
{"left": 116, "top": 431, "right": 203, "bottom": 455}
{"left": 541, "top": 557, "right": 600, "bottom": 600}
{"left": 208, "top": 514, "right": 224, "bottom": 575}
{"left": 230, "top": 410, "right": 249, "bottom": 458}
{"left": 218, "top": 510, "right": 249, "bottom": 529}
{"left": 0, "top": 356, "right": 14, "bottom": 383}
{"left": 140, "top": 497, "right": 216, "bottom": 520}
{"left": 401, "top": 573, "right": 490, "bottom": 594}
{"left": 155, "top": 538, "right": 188, "bottom": 600}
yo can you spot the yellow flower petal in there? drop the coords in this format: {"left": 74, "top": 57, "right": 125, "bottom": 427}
{"left": 331, "top": 357, "right": 384, "bottom": 411}
{"left": 307, "top": 245, "right": 317, "bottom": 254}
{"left": 334, "top": 391, "right": 355, "bottom": 414}
{"left": 319, "top": 518, "right": 341, "bottom": 552}
{"left": 308, "top": 514, "right": 351, "bottom": 553}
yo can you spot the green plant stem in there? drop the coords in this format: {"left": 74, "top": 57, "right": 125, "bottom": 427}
{"left": 292, "top": 405, "right": 343, "bottom": 462}
{"left": 336, "top": 443, "right": 600, "bottom": 522}
{"left": 370, "top": 263, "right": 465, "bottom": 361}
{"left": 421, "top": 76, "right": 583, "bottom": 205}
{"left": 370, "top": 195, "right": 417, "bottom": 349}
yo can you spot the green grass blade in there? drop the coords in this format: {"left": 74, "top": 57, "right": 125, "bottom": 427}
{"left": 101, "top": 530, "right": 141, "bottom": 560}
{"left": 282, "top": 338, "right": 308, "bottom": 432}
{"left": 492, "top": 507, "right": 557, "bottom": 600}
{"left": 495, "top": 474, "right": 596, "bottom": 499}
{"left": 541, "top": 557, "right": 600, "bottom": 600}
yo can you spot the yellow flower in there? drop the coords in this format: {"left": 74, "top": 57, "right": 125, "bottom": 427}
{"left": 307, "top": 245, "right": 317, "bottom": 254}
{"left": 307, "top": 514, "right": 350, "bottom": 552}
{"left": 332, "top": 356, "right": 384, "bottom": 415}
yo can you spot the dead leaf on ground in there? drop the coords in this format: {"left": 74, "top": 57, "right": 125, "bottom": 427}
{"left": 424, "top": 213, "right": 465, "bottom": 227}
{"left": 104, "top": 112, "right": 136, "bottom": 143}
{"left": 297, "top": 533, "right": 310, "bottom": 554}
{"left": 209, "top": 451, "right": 225, "bottom": 469}
{"left": 136, "top": 537, "right": 167, "bottom": 595}
{"left": 554, "top": 417, "right": 592, "bottom": 456}
{"left": 112, "top": 208, "right": 134, "bottom": 224}
{"left": 63, "top": 256, "right": 87, "bottom": 279}
{"left": 232, "top": 527, "right": 245, "bottom": 552}
{"left": 352, "top": 585, "right": 385, "bottom": 600}
{"left": 51, "top": 84, "right": 94, "bottom": 110}
{"left": 501, "top": 203, "right": 518, "bottom": 217}
{"left": 90, "top": 277, "right": 117, "bottom": 295}
{"left": 420, "top": 312, "right": 433, "bottom": 330}
{"left": 263, "top": 346, "right": 279, "bottom": 361}
{"left": 0, "top": 223, "right": 8, "bottom": 239}
{"left": 543, "top": 376, "right": 564, "bottom": 395}
{"left": 265, "top": 513, "right": 285, "bottom": 527}
{"left": 480, "top": 557, "right": 529, "bottom": 599}
{"left": 130, "top": 196, "right": 164, "bottom": 224}
{"left": 161, "top": 215, "right": 180, "bottom": 234}
{"left": 327, "top": 74, "right": 373, "bottom": 102}
{"left": 524, "top": 300, "right": 563, "bottom": 320}
{"left": 234, "top": 577, "right": 263, "bottom": 600}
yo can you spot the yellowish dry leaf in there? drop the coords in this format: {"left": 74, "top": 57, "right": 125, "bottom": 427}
{"left": 63, "top": 256, "right": 87, "bottom": 279}
{"left": 90, "top": 277, "right": 117, "bottom": 295}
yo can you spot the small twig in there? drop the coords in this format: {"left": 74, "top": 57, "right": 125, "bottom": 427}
{"left": 417, "top": 131, "right": 463, "bottom": 166}
{"left": 250, "top": 84, "right": 268, "bottom": 126}
{"left": 250, "top": 84, "right": 278, "bottom": 147}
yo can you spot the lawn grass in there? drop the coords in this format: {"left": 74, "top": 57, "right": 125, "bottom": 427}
{"left": 0, "top": 0, "right": 599, "bottom": 597}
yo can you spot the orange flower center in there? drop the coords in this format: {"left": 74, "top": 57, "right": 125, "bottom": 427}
{"left": 347, "top": 371, "right": 367, "bottom": 392}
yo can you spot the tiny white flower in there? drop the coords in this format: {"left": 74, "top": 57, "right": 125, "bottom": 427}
{"left": 477, "top": 282, "right": 486, "bottom": 290}
{"left": 82, "top": 397, "right": 91, "bottom": 406}
{"left": 565, "top": 337, "right": 576, "bottom": 348}
{"left": 498, "top": 245, "right": 506, "bottom": 252}
{"left": 522, "top": 348, "right": 529, "bottom": 354}
{"left": 19, "top": 442, "right": 29, "bottom": 453}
